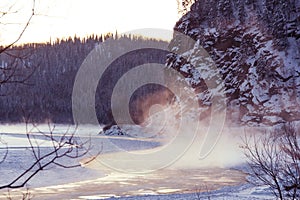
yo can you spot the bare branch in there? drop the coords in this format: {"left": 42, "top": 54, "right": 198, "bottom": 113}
{"left": 0, "top": 120, "right": 98, "bottom": 190}
{"left": 0, "top": 135, "right": 8, "bottom": 164}
{"left": 0, "top": 1, "right": 40, "bottom": 92}
{"left": 0, "top": 0, "right": 36, "bottom": 54}
{"left": 242, "top": 123, "right": 300, "bottom": 199}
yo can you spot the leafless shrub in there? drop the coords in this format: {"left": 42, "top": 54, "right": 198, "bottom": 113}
{"left": 0, "top": 0, "right": 98, "bottom": 194}
{"left": 0, "top": 0, "right": 38, "bottom": 95}
{"left": 0, "top": 135, "right": 8, "bottom": 164}
{"left": 242, "top": 123, "right": 300, "bottom": 200}
{"left": 5, "top": 188, "right": 33, "bottom": 200}
{"left": 194, "top": 184, "right": 212, "bottom": 200}
{"left": 0, "top": 0, "right": 35, "bottom": 54}
{"left": 0, "top": 120, "right": 98, "bottom": 190}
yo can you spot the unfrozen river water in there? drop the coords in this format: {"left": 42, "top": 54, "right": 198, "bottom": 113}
{"left": 0, "top": 125, "right": 246, "bottom": 199}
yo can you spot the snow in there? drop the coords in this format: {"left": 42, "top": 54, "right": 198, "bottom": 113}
{"left": 93, "top": 184, "right": 273, "bottom": 200}
{"left": 0, "top": 124, "right": 277, "bottom": 200}
{"left": 102, "top": 125, "right": 129, "bottom": 136}
{"left": 0, "top": 134, "right": 57, "bottom": 148}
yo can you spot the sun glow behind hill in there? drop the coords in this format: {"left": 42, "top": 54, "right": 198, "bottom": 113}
{"left": 0, "top": 0, "right": 179, "bottom": 45}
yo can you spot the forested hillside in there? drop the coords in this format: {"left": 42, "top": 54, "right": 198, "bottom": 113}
{"left": 2, "top": 0, "right": 300, "bottom": 126}
{"left": 0, "top": 34, "right": 169, "bottom": 124}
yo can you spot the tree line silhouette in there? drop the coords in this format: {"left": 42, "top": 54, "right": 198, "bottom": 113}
{"left": 0, "top": 34, "right": 169, "bottom": 124}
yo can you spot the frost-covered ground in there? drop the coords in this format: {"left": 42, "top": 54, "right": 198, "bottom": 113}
{"left": 0, "top": 124, "right": 274, "bottom": 200}
{"left": 97, "top": 184, "right": 273, "bottom": 200}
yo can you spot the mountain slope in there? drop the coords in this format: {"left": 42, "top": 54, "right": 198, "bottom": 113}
{"left": 168, "top": 0, "right": 300, "bottom": 125}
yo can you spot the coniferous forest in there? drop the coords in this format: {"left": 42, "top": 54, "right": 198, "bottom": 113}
{"left": 0, "top": 34, "right": 169, "bottom": 124}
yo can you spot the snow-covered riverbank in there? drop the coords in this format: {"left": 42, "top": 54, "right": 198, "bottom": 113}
{"left": 0, "top": 124, "right": 274, "bottom": 199}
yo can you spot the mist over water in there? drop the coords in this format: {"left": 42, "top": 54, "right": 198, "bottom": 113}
{"left": 83, "top": 98, "right": 248, "bottom": 173}
{"left": 144, "top": 104, "right": 246, "bottom": 169}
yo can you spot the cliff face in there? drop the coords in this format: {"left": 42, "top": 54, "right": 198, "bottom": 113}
{"left": 168, "top": 0, "right": 300, "bottom": 125}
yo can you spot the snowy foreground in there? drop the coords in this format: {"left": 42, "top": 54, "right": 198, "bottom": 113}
{"left": 0, "top": 124, "right": 275, "bottom": 200}
{"left": 98, "top": 184, "right": 274, "bottom": 200}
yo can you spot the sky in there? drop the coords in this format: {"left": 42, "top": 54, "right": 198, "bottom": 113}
{"left": 0, "top": 0, "right": 179, "bottom": 45}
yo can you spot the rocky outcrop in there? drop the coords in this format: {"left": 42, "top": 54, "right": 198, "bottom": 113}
{"left": 168, "top": 0, "right": 300, "bottom": 125}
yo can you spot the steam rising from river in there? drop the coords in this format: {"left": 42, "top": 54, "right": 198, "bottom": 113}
{"left": 141, "top": 102, "right": 245, "bottom": 169}
{"left": 84, "top": 97, "right": 246, "bottom": 173}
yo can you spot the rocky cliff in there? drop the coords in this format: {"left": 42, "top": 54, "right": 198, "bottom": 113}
{"left": 168, "top": 0, "right": 300, "bottom": 125}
